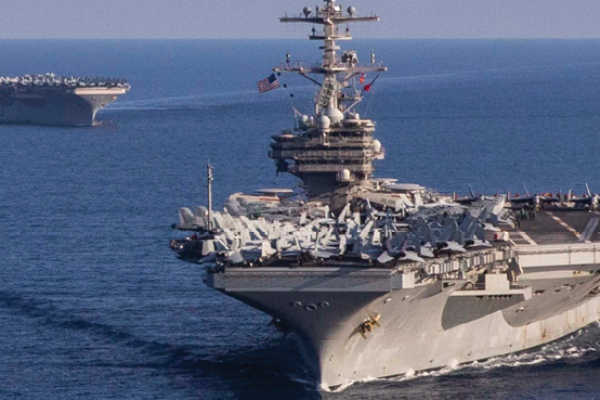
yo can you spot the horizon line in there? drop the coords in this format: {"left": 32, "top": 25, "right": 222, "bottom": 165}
{"left": 2, "top": 37, "right": 600, "bottom": 41}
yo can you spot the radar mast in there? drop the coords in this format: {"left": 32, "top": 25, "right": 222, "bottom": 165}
{"left": 270, "top": 0, "right": 387, "bottom": 207}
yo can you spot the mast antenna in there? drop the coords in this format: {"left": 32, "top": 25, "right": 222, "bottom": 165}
{"left": 207, "top": 163, "right": 214, "bottom": 231}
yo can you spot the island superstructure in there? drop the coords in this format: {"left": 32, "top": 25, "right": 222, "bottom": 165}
{"left": 0, "top": 73, "right": 130, "bottom": 126}
{"left": 170, "top": 0, "right": 600, "bottom": 390}
{"left": 269, "top": 3, "right": 386, "bottom": 205}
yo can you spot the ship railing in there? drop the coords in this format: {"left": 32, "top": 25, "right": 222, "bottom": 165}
{"left": 327, "top": 129, "right": 376, "bottom": 137}
{"left": 293, "top": 164, "right": 375, "bottom": 173}
{"left": 514, "top": 243, "right": 600, "bottom": 268}
{"left": 514, "top": 243, "right": 600, "bottom": 254}
{"left": 509, "top": 284, "right": 530, "bottom": 290}
{"left": 273, "top": 135, "right": 374, "bottom": 146}
{"left": 275, "top": 61, "right": 386, "bottom": 72}
{"left": 420, "top": 247, "right": 511, "bottom": 276}
{"left": 456, "top": 282, "right": 529, "bottom": 292}
{"left": 307, "top": 137, "right": 375, "bottom": 145}
{"left": 270, "top": 150, "right": 378, "bottom": 159}
{"left": 460, "top": 283, "right": 486, "bottom": 291}
{"left": 275, "top": 61, "right": 324, "bottom": 71}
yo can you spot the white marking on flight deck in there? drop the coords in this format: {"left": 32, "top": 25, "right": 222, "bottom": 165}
{"left": 505, "top": 231, "right": 533, "bottom": 246}
{"left": 516, "top": 230, "right": 538, "bottom": 246}
{"left": 578, "top": 218, "right": 599, "bottom": 244}
{"left": 546, "top": 211, "right": 581, "bottom": 239}
{"left": 506, "top": 233, "right": 520, "bottom": 246}
{"left": 498, "top": 221, "right": 519, "bottom": 245}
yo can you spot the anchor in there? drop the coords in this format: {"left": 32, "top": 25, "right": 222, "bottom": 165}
{"left": 358, "top": 314, "right": 381, "bottom": 339}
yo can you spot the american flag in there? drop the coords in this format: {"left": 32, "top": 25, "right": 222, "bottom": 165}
{"left": 257, "top": 74, "right": 280, "bottom": 93}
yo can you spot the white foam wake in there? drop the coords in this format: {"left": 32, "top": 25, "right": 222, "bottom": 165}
{"left": 317, "top": 323, "right": 600, "bottom": 393}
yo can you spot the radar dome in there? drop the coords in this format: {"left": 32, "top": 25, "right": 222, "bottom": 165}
{"left": 318, "top": 115, "right": 331, "bottom": 130}
{"left": 298, "top": 115, "right": 315, "bottom": 129}
{"left": 347, "top": 6, "right": 357, "bottom": 16}
{"left": 372, "top": 139, "right": 382, "bottom": 153}
{"left": 338, "top": 169, "right": 352, "bottom": 182}
{"left": 303, "top": 6, "right": 312, "bottom": 16}
{"left": 325, "top": 105, "right": 344, "bottom": 125}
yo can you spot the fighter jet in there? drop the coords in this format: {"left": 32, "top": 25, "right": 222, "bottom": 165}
{"left": 507, "top": 185, "right": 544, "bottom": 209}
{"left": 454, "top": 185, "right": 485, "bottom": 205}
{"left": 568, "top": 184, "right": 600, "bottom": 210}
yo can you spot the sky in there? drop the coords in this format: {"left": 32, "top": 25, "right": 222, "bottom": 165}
{"left": 2, "top": 0, "right": 600, "bottom": 39}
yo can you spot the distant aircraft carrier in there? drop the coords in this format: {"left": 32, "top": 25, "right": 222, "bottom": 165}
{"left": 0, "top": 73, "right": 130, "bottom": 126}
{"left": 169, "top": 0, "right": 600, "bottom": 390}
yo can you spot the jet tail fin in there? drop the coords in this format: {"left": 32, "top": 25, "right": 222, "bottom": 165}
{"left": 469, "top": 185, "right": 475, "bottom": 198}
{"left": 299, "top": 211, "right": 307, "bottom": 226}
{"left": 178, "top": 207, "right": 196, "bottom": 230}
{"left": 414, "top": 193, "right": 423, "bottom": 207}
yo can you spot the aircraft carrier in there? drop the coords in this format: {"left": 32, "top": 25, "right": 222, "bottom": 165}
{"left": 0, "top": 73, "right": 130, "bottom": 126}
{"left": 169, "top": 0, "right": 600, "bottom": 390}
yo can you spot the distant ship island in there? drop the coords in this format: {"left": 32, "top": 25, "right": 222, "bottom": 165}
{"left": 0, "top": 73, "right": 130, "bottom": 127}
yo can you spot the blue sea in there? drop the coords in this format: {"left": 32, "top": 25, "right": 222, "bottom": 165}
{"left": 1, "top": 39, "right": 600, "bottom": 399}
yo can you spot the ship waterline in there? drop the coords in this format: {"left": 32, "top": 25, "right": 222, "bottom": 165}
{"left": 0, "top": 73, "right": 130, "bottom": 126}
{"left": 0, "top": 88, "right": 127, "bottom": 126}
{"left": 209, "top": 252, "right": 600, "bottom": 389}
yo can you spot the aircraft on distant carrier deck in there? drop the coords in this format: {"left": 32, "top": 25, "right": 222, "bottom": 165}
{"left": 567, "top": 184, "right": 600, "bottom": 210}
{"left": 0, "top": 73, "right": 130, "bottom": 126}
{"left": 454, "top": 185, "right": 482, "bottom": 205}
{"left": 506, "top": 184, "right": 544, "bottom": 209}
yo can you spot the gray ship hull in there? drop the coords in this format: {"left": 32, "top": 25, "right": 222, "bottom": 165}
{"left": 169, "top": 1, "right": 600, "bottom": 390}
{"left": 0, "top": 87, "right": 127, "bottom": 127}
{"left": 208, "top": 225, "right": 600, "bottom": 389}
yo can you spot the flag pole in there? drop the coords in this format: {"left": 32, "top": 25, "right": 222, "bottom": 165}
{"left": 207, "top": 163, "right": 213, "bottom": 232}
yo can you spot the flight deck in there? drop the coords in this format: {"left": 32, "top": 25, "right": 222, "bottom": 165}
{"left": 499, "top": 209, "right": 600, "bottom": 246}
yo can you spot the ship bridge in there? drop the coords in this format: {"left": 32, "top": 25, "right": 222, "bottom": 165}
{"left": 268, "top": 0, "right": 387, "bottom": 203}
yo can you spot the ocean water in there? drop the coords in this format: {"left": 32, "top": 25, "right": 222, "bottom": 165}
{"left": 1, "top": 39, "right": 600, "bottom": 399}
